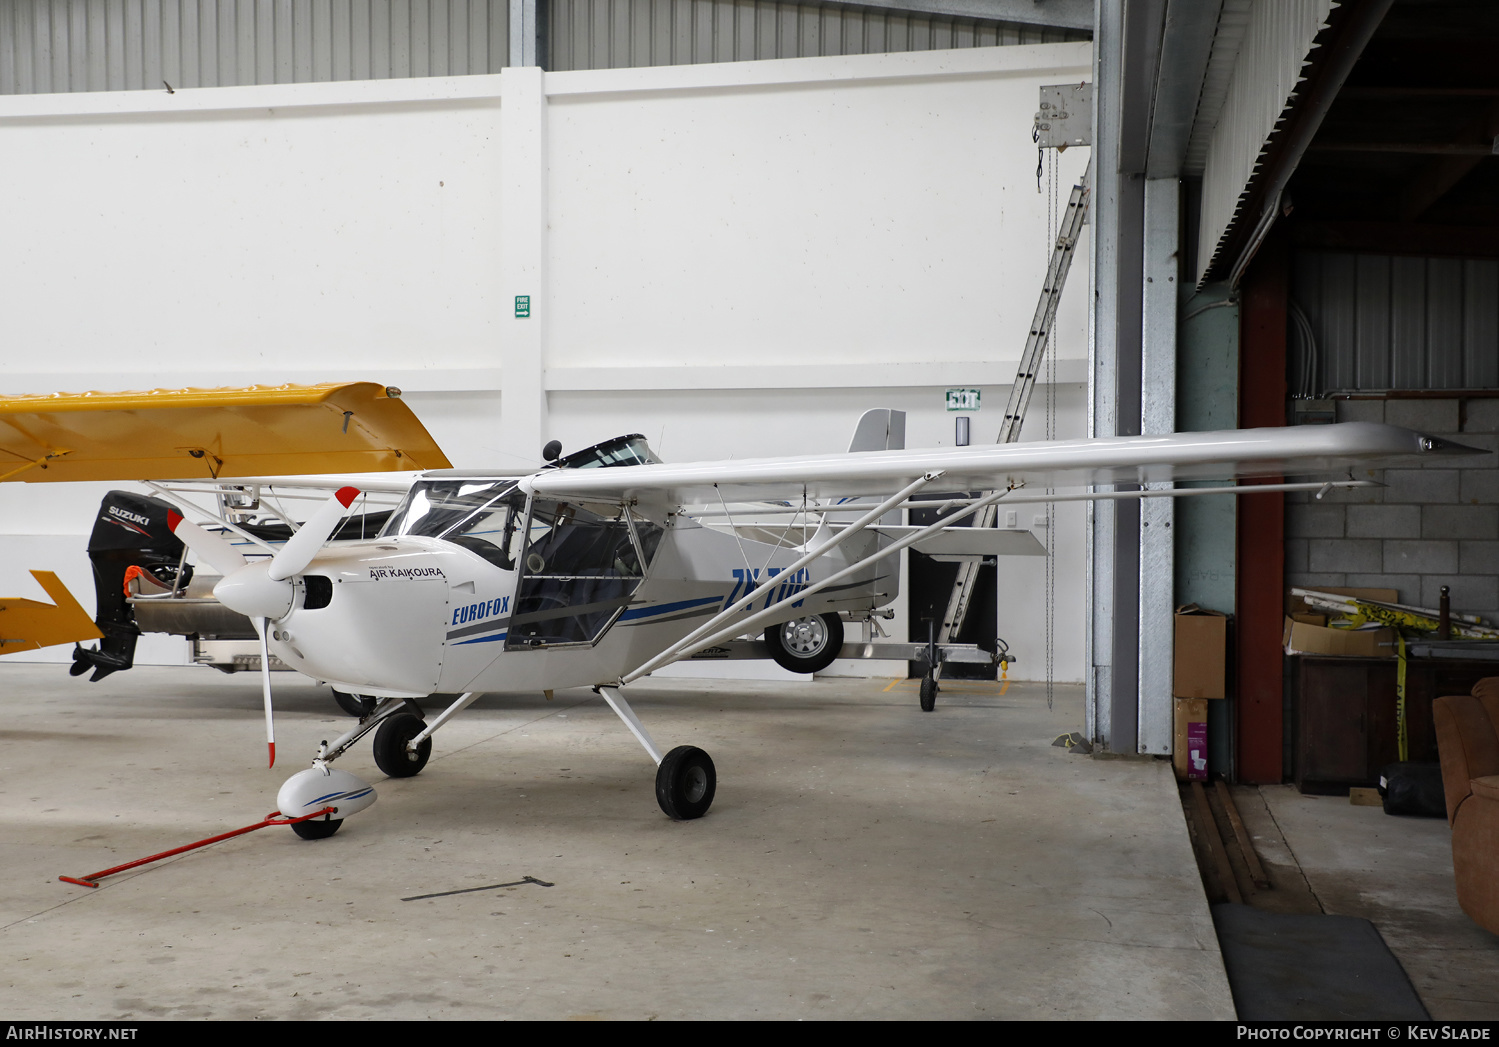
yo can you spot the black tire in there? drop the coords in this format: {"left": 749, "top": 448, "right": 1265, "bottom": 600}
{"left": 332, "top": 689, "right": 377, "bottom": 718}
{"left": 763, "top": 613, "right": 844, "bottom": 674}
{"left": 373, "top": 712, "right": 432, "bottom": 778}
{"left": 655, "top": 745, "right": 717, "bottom": 820}
{"left": 920, "top": 673, "right": 937, "bottom": 712}
{"left": 291, "top": 817, "right": 343, "bottom": 840}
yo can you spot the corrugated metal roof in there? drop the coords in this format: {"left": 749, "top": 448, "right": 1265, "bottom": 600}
{"left": 550, "top": 0, "right": 1082, "bottom": 70}
{"left": 1194, "top": 0, "right": 1333, "bottom": 285}
{"left": 0, "top": 0, "right": 1085, "bottom": 93}
{"left": 0, "top": 0, "right": 513, "bottom": 93}
{"left": 1181, "top": 0, "right": 1248, "bottom": 177}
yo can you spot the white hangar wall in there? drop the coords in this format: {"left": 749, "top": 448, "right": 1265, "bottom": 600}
{"left": 0, "top": 42, "right": 1093, "bottom": 682}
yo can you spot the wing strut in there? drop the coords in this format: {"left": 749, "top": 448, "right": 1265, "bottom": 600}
{"left": 937, "top": 162, "right": 1091, "bottom": 664}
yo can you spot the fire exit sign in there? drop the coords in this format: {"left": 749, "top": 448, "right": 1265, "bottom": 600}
{"left": 515, "top": 295, "right": 531, "bottom": 318}
{"left": 946, "top": 388, "right": 980, "bottom": 411}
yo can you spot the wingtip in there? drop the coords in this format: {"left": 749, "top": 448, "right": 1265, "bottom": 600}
{"left": 268, "top": 742, "right": 276, "bottom": 769}
{"left": 1419, "top": 433, "right": 1490, "bottom": 456}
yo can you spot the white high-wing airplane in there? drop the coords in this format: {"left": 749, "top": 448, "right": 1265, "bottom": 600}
{"left": 148, "top": 414, "right": 1473, "bottom": 838}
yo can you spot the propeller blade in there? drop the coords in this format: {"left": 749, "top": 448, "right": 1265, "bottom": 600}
{"left": 267, "top": 486, "right": 360, "bottom": 581}
{"left": 167, "top": 511, "right": 249, "bottom": 577}
{"left": 252, "top": 616, "right": 275, "bottom": 768}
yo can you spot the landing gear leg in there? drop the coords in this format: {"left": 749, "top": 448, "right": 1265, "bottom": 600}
{"left": 314, "top": 696, "right": 414, "bottom": 767}
{"left": 597, "top": 685, "right": 717, "bottom": 821}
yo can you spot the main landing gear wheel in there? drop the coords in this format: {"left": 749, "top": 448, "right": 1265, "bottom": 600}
{"left": 764, "top": 613, "right": 844, "bottom": 674}
{"left": 655, "top": 745, "right": 717, "bottom": 820}
{"left": 920, "top": 673, "right": 938, "bottom": 712}
{"left": 373, "top": 712, "right": 432, "bottom": 778}
{"left": 331, "top": 689, "right": 377, "bottom": 718}
{"left": 291, "top": 817, "right": 344, "bottom": 840}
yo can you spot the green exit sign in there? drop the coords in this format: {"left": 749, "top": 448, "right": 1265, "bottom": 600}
{"left": 515, "top": 295, "right": 531, "bottom": 318}
{"left": 946, "top": 388, "right": 980, "bottom": 411}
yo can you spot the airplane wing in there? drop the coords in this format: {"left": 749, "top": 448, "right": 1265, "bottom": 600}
{"left": 529, "top": 423, "right": 1478, "bottom": 504}
{"left": 0, "top": 571, "right": 103, "bottom": 656}
{"left": 0, "top": 382, "right": 451, "bottom": 483}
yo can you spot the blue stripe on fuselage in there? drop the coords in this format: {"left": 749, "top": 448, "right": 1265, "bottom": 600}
{"left": 619, "top": 596, "right": 723, "bottom": 622}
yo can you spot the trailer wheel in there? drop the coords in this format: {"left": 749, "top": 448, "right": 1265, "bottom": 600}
{"left": 764, "top": 613, "right": 844, "bottom": 674}
{"left": 920, "top": 673, "right": 938, "bottom": 712}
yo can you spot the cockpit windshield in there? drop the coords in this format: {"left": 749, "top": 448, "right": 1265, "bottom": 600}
{"left": 380, "top": 479, "right": 525, "bottom": 569}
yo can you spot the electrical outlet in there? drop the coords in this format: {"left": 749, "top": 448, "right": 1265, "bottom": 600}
{"left": 1033, "top": 515, "right": 1049, "bottom": 529}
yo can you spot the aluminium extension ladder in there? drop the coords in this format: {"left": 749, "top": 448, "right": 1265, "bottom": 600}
{"left": 930, "top": 164, "right": 1092, "bottom": 674}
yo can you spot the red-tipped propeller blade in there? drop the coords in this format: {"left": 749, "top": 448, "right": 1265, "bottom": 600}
{"left": 267, "top": 487, "right": 360, "bottom": 581}
{"left": 167, "top": 511, "right": 249, "bottom": 577}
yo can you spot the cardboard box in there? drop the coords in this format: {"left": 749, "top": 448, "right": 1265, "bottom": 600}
{"left": 1282, "top": 616, "right": 1398, "bottom": 658}
{"left": 1174, "top": 698, "right": 1209, "bottom": 781}
{"left": 1174, "top": 606, "right": 1228, "bottom": 699}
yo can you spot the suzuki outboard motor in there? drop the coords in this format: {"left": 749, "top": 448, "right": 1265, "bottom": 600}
{"left": 71, "top": 491, "right": 190, "bottom": 681}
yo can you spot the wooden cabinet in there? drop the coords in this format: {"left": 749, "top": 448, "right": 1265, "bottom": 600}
{"left": 1292, "top": 656, "right": 1497, "bottom": 793}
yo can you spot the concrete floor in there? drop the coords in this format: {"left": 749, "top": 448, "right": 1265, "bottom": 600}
{"left": 0, "top": 664, "right": 1232, "bottom": 1020}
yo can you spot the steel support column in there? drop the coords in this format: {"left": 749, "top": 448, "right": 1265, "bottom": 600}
{"left": 508, "top": 0, "right": 547, "bottom": 68}
{"left": 1086, "top": 0, "right": 1123, "bottom": 748}
{"left": 1236, "top": 228, "right": 1289, "bottom": 783}
{"left": 1089, "top": 0, "right": 1151, "bottom": 754}
{"left": 1138, "top": 176, "right": 1179, "bottom": 755}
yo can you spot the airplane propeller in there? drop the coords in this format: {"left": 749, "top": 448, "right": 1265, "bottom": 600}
{"left": 268, "top": 486, "right": 360, "bottom": 580}
{"left": 167, "top": 486, "right": 361, "bottom": 768}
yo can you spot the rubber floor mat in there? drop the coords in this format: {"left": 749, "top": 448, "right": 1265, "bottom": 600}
{"left": 1212, "top": 902, "right": 1429, "bottom": 1021}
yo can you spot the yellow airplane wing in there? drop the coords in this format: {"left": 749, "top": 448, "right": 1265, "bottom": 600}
{"left": 0, "top": 381, "right": 452, "bottom": 483}
{"left": 0, "top": 571, "right": 103, "bottom": 655}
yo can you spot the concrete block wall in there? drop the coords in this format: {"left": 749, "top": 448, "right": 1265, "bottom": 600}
{"left": 1284, "top": 398, "right": 1499, "bottom": 616}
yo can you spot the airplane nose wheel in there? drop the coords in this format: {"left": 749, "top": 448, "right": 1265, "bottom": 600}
{"left": 655, "top": 745, "right": 716, "bottom": 820}
{"left": 291, "top": 817, "right": 344, "bottom": 840}
{"left": 372, "top": 712, "right": 432, "bottom": 778}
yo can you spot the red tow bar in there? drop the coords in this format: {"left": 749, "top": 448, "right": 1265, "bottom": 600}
{"left": 59, "top": 807, "right": 337, "bottom": 888}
